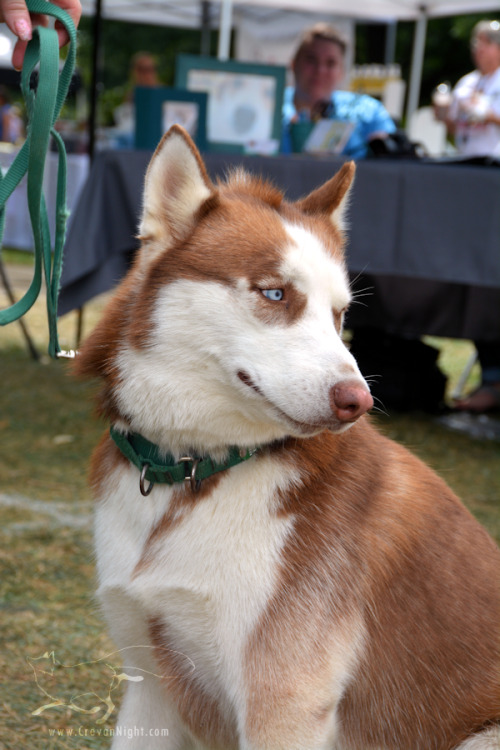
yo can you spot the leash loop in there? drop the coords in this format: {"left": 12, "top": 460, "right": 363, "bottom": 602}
{"left": 0, "top": 0, "right": 77, "bottom": 358}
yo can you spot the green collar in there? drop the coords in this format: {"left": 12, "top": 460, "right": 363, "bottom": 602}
{"left": 110, "top": 426, "right": 259, "bottom": 496}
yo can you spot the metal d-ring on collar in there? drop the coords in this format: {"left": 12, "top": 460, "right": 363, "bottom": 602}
{"left": 139, "top": 464, "right": 154, "bottom": 496}
{"left": 140, "top": 456, "right": 201, "bottom": 496}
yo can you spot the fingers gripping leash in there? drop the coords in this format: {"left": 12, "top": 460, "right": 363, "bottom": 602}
{"left": 0, "top": 0, "right": 77, "bottom": 359}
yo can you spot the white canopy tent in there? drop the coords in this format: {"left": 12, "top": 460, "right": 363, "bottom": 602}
{"left": 78, "top": 0, "right": 500, "bottom": 24}
{"left": 79, "top": 0, "right": 500, "bottom": 141}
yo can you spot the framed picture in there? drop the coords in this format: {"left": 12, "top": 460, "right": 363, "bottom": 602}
{"left": 134, "top": 86, "right": 208, "bottom": 151}
{"left": 175, "top": 55, "right": 286, "bottom": 153}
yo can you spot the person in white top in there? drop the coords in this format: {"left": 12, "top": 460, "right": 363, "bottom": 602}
{"left": 436, "top": 21, "right": 500, "bottom": 413}
{"left": 447, "top": 20, "right": 500, "bottom": 157}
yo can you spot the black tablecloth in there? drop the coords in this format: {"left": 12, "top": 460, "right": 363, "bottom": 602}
{"left": 59, "top": 150, "right": 500, "bottom": 340}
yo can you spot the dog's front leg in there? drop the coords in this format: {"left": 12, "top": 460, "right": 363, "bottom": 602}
{"left": 110, "top": 676, "right": 190, "bottom": 750}
{"left": 239, "top": 716, "right": 339, "bottom": 750}
{"left": 240, "top": 617, "right": 360, "bottom": 750}
{"left": 238, "top": 690, "right": 341, "bottom": 750}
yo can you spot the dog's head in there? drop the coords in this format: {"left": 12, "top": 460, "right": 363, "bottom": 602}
{"left": 76, "top": 126, "right": 372, "bottom": 455}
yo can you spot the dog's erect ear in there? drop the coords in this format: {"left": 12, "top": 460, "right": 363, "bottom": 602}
{"left": 138, "top": 125, "right": 216, "bottom": 256}
{"left": 295, "top": 161, "right": 355, "bottom": 231}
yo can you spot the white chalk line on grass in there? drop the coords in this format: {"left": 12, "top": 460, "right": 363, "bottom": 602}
{"left": 0, "top": 492, "right": 92, "bottom": 533}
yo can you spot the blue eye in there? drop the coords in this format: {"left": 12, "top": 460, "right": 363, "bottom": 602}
{"left": 261, "top": 289, "right": 284, "bottom": 301}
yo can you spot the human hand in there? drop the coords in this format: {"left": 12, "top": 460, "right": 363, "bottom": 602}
{"left": 0, "top": 0, "right": 81, "bottom": 70}
{"left": 459, "top": 92, "right": 489, "bottom": 124}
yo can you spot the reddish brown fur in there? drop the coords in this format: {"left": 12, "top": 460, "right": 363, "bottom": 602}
{"left": 89, "top": 429, "right": 129, "bottom": 498}
{"left": 216, "top": 168, "right": 284, "bottom": 210}
{"left": 244, "top": 422, "right": 500, "bottom": 749}
{"left": 73, "top": 272, "right": 140, "bottom": 423}
{"left": 295, "top": 161, "right": 354, "bottom": 220}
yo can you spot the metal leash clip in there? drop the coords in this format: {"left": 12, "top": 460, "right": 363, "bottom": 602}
{"left": 56, "top": 349, "right": 79, "bottom": 359}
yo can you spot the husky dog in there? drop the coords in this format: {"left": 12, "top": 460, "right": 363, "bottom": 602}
{"left": 76, "top": 126, "right": 500, "bottom": 750}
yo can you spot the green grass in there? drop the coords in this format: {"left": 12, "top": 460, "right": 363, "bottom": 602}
{"left": 1, "top": 248, "right": 35, "bottom": 265}
{"left": 1, "top": 526, "right": 113, "bottom": 750}
{"left": 1, "top": 260, "right": 499, "bottom": 748}
{"left": 1, "top": 262, "right": 116, "bottom": 749}
{"left": 0, "top": 350, "right": 103, "bottom": 503}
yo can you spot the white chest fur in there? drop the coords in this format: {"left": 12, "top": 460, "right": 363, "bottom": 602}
{"left": 94, "top": 453, "right": 296, "bottom": 708}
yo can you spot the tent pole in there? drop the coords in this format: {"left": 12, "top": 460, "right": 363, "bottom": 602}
{"left": 384, "top": 21, "right": 397, "bottom": 65}
{"left": 201, "top": 0, "right": 211, "bottom": 55}
{"left": 77, "top": 0, "right": 103, "bottom": 349}
{"left": 405, "top": 9, "right": 427, "bottom": 125}
{"left": 218, "top": 0, "right": 233, "bottom": 60}
{"left": 88, "top": 0, "right": 103, "bottom": 161}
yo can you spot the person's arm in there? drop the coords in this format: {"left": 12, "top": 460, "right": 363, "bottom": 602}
{"left": 0, "top": 0, "right": 81, "bottom": 69}
{"left": 364, "top": 98, "right": 396, "bottom": 142}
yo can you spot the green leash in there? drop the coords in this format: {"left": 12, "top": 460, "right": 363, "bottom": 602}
{"left": 0, "top": 0, "right": 76, "bottom": 358}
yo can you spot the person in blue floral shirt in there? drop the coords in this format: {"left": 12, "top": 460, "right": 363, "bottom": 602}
{"left": 281, "top": 23, "right": 396, "bottom": 158}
